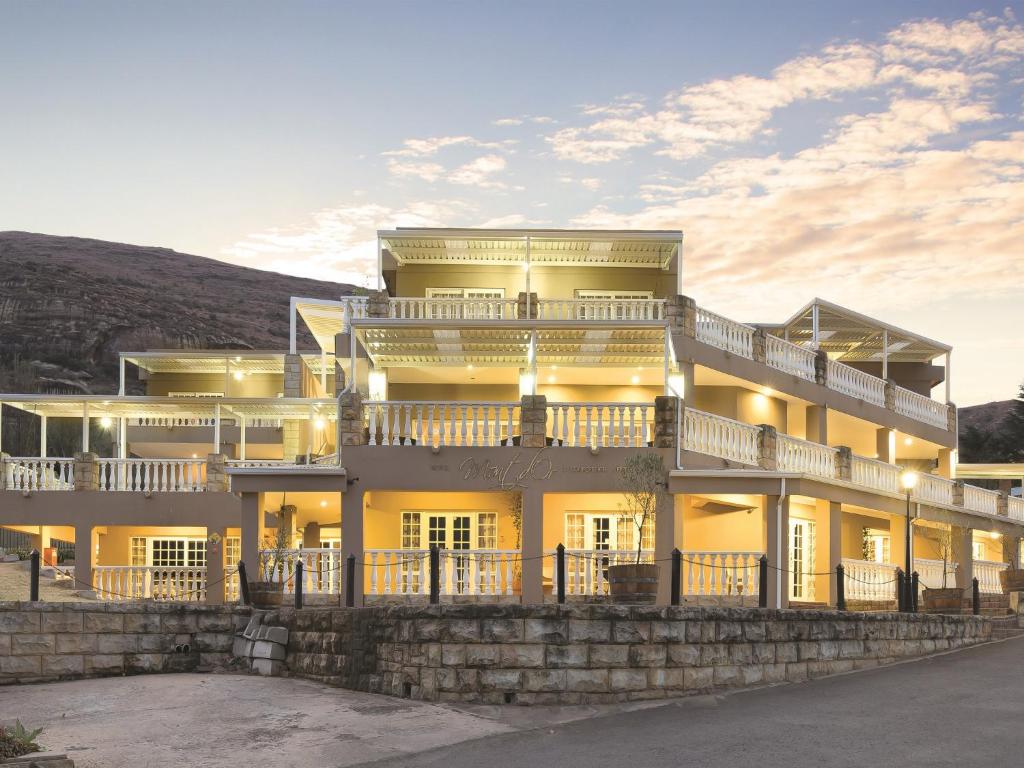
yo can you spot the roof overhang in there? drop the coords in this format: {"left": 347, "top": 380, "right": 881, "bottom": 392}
{"left": 956, "top": 463, "right": 1024, "bottom": 481}
{"left": 122, "top": 351, "right": 330, "bottom": 376}
{"left": 1, "top": 396, "right": 337, "bottom": 420}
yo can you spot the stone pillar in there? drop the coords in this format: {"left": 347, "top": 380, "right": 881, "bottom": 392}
{"left": 946, "top": 403, "right": 958, "bottom": 434}
{"left": 283, "top": 354, "right": 306, "bottom": 462}
{"left": 655, "top": 493, "right": 683, "bottom": 606}
{"left": 283, "top": 354, "right": 304, "bottom": 397}
{"left": 240, "top": 492, "right": 263, "bottom": 583}
{"left": 338, "top": 391, "right": 365, "bottom": 446}
{"left": 876, "top": 428, "right": 895, "bottom": 463}
{"left": 74, "top": 523, "right": 94, "bottom": 596}
{"left": 998, "top": 494, "right": 1009, "bottom": 518}
{"left": 751, "top": 329, "right": 767, "bottom": 364}
{"left": 805, "top": 405, "right": 828, "bottom": 445}
{"left": 303, "top": 521, "right": 321, "bottom": 549}
{"left": 951, "top": 526, "right": 974, "bottom": 594}
{"left": 334, "top": 360, "right": 346, "bottom": 397}
{"left": 757, "top": 425, "right": 777, "bottom": 471}
{"left": 937, "top": 448, "right": 955, "bottom": 480}
{"left": 279, "top": 504, "right": 297, "bottom": 546}
{"left": 653, "top": 396, "right": 679, "bottom": 449}
{"left": 665, "top": 294, "right": 696, "bottom": 337}
{"left": 763, "top": 494, "right": 790, "bottom": 609}
{"left": 825, "top": 500, "right": 842, "bottom": 607}
{"left": 341, "top": 488, "right": 365, "bottom": 606}
{"left": 366, "top": 289, "right": 390, "bottom": 318}
{"left": 205, "top": 453, "right": 228, "bottom": 492}
{"left": 952, "top": 480, "right": 965, "bottom": 507}
{"left": 835, "top": 446, "right": 853, "bottom": 481}
{"left": 73, "top": 452, "right": 99, "bottom": 491}
{"left": 884, "top": 380, "right": 897, "bottom": 411}
{"left": 813, "top": 350, "right": 828, "bottom": 386}
{"left": 516, "top": 291, "right": 538, "bottom": 319}
{"left": 521, "top": 486, "right": 544, "bottom": 605}
{"left": 519, "top": 395, "right": 548, "bottom": 449}
{"left": 206, "top": 527, "right": 227, "bottom": 605}
{"left": 0, "top": 453, "right": 8, "bottom": 490}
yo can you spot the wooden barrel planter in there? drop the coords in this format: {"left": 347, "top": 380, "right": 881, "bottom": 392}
{"left": 249, "top": 581, "right": 286, "bottom": 608}
{"left": 921, "top": 587, "right": 964, "bottom": 614}
{"left": 999, "top": 569, "right": 1024, "bottom": 594}
{"left": 608, "top": 563, "right": 659, "bottom": 603}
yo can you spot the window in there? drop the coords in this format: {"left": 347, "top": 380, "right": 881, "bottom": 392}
{"left": 477, "top": 513, "right": 497, "bottom": 549}
{"left": 574, "top": 290, "right": 653, "bottom": 320}
{"left": 565, "top": 514, "right": 585, "bottom": 549}
{"left": 149, "top": 538, "right": 206, "bottom": 568}
{"left": 130, "top": 537, "right": 147, "bottom": 567}
{"left": 864, "top": 531, "right": 890, "bottom": 564}
{"left": 426, "top": 288, "right": 506, "bottom": 319}
{"left": 225, "top": 537, "right": 241, "bottom": 566}
{"left": 789, "top": 519, "right": 816, "bottom": 601}
{"left": 973, "top": 540, "right": 986, "bottom": 561}
{"left": 401, "top": 512, "right": 421, "bottom": 549}
{"left": 564, "top": 512, "right": 654, "bottom": 552}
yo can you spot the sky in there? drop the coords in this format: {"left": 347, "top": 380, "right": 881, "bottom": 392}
{"left": 1, "top": 0, "right": 1022, "bottom": 406}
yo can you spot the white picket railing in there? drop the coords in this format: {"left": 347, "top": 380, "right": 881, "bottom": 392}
{"left": 133, "top": 417, "right": 219, "bottom": 427}
{"left": 765, "top": 336, "right": 817, "bottom": 381}
{"left": 364, "top": 401, "right": 519, "bottom": 447}
{"left": 97, "top": 459, "right": 205, "bottom": 492}
{"left": 94, "top": 566, "right": 207, "bottom": 602}
{"left": 915, "top": 474, "right": 955, "bottom": 506}
{"left": 963, "top": 484, "right": 1000, "bottom": 516}
{"left": 549, "top": 549, "right": 654, "bottom": 597}
{"left": 893, "top": 386, "right": 950, "bottom": 430}
{"left": 226, "top": 460, "right": 296, "bottom": 469}
{"left": 389, "top": 296, "right": 518, "bottom": 321}
{"left": 914, "top": 558, "right": 956, "bottom": 590}
{"left": 850, "top": 455, "right": 901, "bottom": 494}
{"left": 1008, "top": 496, "right": 1024, "bottom": 522}
{"left": 536, "top": 298, "right": 666, "bottom": 322}
{"left": 547, "top": 403, "right": 652, "bottom": 447}
{"left": 681, "top": 551, "right": 762, "bottom": 597}
{"left": 365, "top": 549, "right": 517, "bottom": 596}
{"left": 341, "top": 296, "right": 368, "bottom": 331}
{"left": 842, "top": 559, "right": 897, "bottom": 602}
{"left": 695, "top": 307, "right": 754, "bottom": 358}
{"left": 682, "top": 409, "right": 760, "bottom": 466}
{"left": 825, "top": 360, "right": 886, "bottom": 406}
{"left": 776, "top": 435, "right": 837, "bottom": 478}
{"left": 3, "top": 457, "right": 75, "bottom": 491}
{"left": 975, "top": 559, "right": 1009, "bottom": 594}
{"left": 258, "top": 549, "right": 345, "bottom": 594}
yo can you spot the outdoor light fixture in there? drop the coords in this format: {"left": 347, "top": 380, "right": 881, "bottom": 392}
{"left": 901, "top": 471, "right": 918, "bottom": 491}
{"left": 901, "top": 470, "right": 918, "bottom": 612}
{"left": 547, "top": 375, "right": 556, "bottom": 384}
{"left": 904, "top": 437, "right": 913, "bottom": 446}
{"left": 368, "top": 370, "right": 387, "bottom": 401}
{"left": 233, "top": 371, "right": 244, "bottom": 381}
{"left": 320, "top": 500, "right": 328, "bottom": 508}
{"left": 99, "top": 416, "right": 113, "bottom": 429}
{"left": 631, "top": 375, "right": 640, "bottom": 385}
{"left": 519, "top": 371, "right": 535, "bottom": 396}
{"left": 314, "top": 418, "right": 326, "bottom": 430}
{"left": 667, "top": 373, "right": 685, "bottom": 398}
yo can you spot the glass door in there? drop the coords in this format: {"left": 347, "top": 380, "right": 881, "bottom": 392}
{"left": 789, "top": 519, "right": 817, "bottom": 602}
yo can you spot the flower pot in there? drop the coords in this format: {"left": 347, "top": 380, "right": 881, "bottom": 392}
{"left": 999, "top": 569, "right": 1024, "bottom": 594}
{"left": 249, "top": 580, "right": 286, "bottom": 608}
{"left": 922, "top": 587, "right": 963, "bottom": 613}
{"left": 607, "top": 563, "right": 659, "bottom": 604}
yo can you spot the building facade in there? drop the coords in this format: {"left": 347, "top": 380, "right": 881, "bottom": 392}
{"left": 2, "top": 228, "right": 1021, "bottom": 609}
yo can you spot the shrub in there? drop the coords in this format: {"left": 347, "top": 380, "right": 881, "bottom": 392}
{"left": 0, "top": 720, "right": 43, "bottom": 758}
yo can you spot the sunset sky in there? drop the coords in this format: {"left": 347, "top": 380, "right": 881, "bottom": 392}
{"left": 1, "top": 1, "right": 1022, "bottom": 406}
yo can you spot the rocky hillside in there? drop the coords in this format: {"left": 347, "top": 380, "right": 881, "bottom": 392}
{"left": 0, "top": 231, "right": 358, "bottom": 395}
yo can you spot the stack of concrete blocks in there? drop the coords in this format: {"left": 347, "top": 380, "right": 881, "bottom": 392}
{"left": 233, "top": 613, "right": 290, "bottom": 676}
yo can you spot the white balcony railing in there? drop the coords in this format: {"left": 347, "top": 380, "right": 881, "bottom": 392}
{"left": 682, "top": 409, "right": 760, "bottom": 466}
{"left": 695, "top": 307, "right": 754, "bottom": 358}
{"left": 776, "top": 435, "right": 837, "bottom": 478}
{"left": 850, "top": 455, "right": 900, "bottom": 494}
{"left": 97, "top": 459, "right": 205, "bottom": 492}
{"left": 536, "top": 298, "right": 666, "bottom": 322}
{"left": 94, "top": 566, "right": 207, "bottom": 601}
{"left": 341, "top": 296, "right": 368, "bottom": 331}
{"left": 389, "top": 297, "right": 517, "bottom": 321}
{"left": 1008, "top": 495, "right": 1024, "bottom": 522}
{"left": 826, "top": 360, "right": 886, "bottom": 406}
{"left": 3, "top": 457, "right": 75, "bottom": 491}
{"left": 364, "top": 549, "right": 517, "bottom": 596}
{"left": 765, "top": 335, "right": 816, "bottom": 381}
{"left": 842, "top": 559, "right": 897, "bottom": 602}
{"left": 914, "top": 558, "right": 956, "bottom": 590}
{"left": 547, "top": 403, "right": 652, "bottom": 448}
{"left": 975, "top": 559, "right": 1009, "bottom": 594}
{"left": 914, "top": 474, "right": 955, "bottom": 506}
{"left": 893, "top": 386, "right": 949, "bottom": 430}
{"left": 548, "top": 549, "right": 654, "bottom": 597}
{"left": 963, "top": 484, "right": 1001, "bottom": 516}
{"left": 258, "top": 549, "right": 345, "bottom": 594}
{"left": 226, "top": 460, "right": 296, "bottom": 469}
{"left": 681, "top": 551, "right": 762, "bottom": 597}
{"left": 364, "top": 401, "right": 519, "bottom": 447}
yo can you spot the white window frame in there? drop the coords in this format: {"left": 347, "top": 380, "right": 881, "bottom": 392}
{"left": 864, "top": 530, "right": 891, "bottom": 564}
{"left": 148, "top": 537, "right": 206, "bottom": 568}
{"left": 564, "top": 511, "right": 654, "bottom": 552}
{"left": 426, "top": 288, "right": 507, "bottom": 319}
{"left": 400, "top": 511, "right": 501, "bottom": 550}
{"left": 573, "top": 290, "right": 653, "bottom": 320}
{"left": 789, "top": 518, "right": 817, "bottom": 601}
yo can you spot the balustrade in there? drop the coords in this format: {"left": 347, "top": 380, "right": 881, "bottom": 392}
{"left": 94, "top": 566, "right": 207, "bottom": 601}
{"left": 825, "top": 360, "right": 886, "bottom": 406}
{"left": 776, "top": 435, "right": 837, "bottom": 477}
{"left": 765, "top": 336, "right": 816, "bottom": 381}
{"left": 536, "top": 298, "right": 665, "bottom": 321}
{"left": 682, "top": 409, "right": 760, "bottom": 466}
{"left": 974, "top": 559, "right": 1008, "bottom": 594}
{"left": 549, "top": 549, "right": 653, "bottom": 597}
{"left": 850, "top": 456, "right": 900, "bottom": 494}
{"left": 258, "top": 548, "right": 345, "bottom": 594}
{"left": 389, "top": 297, "right": 517, "bottom": 321}
{"left": 841, "top": 559, "right": 897, "bottom": 602}
{"left": 364, "top": 549, "right": 517, "bottom": 596}
{"left": 3, "top": 457, "right": 75, "bottom": 491}
{"left": 547, "top": 403, "right": 651, "bottom": 448}
{"left": 364, "top": 401, "right": 518, "bottom": 447}
{"left": 694, "top": 308, "right": 754, "bottom": 358}
{"left": 963, "top": 484, "right": 1000, "bottom": 516}
{"left": 893, "top": 386, "right": 950, "bottom": 429}
{"left": 680, "top": 551, "right": 762, "bottom": 597}
{"left": 97, "top": 458, "right": 205, "bottom": 492}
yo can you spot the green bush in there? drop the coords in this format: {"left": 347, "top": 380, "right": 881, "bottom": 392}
{"left": 0, "top": 720, "right": 43, "bottom": 758}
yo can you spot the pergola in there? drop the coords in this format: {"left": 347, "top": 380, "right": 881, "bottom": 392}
{"left": 764, "top": 298, "right": 953, "bottom": 400}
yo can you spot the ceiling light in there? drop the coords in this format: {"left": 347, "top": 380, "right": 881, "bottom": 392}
{"left": 99, "top": 416, "right": 113, "bottom": 429}
{"left": 547, "top": 375, "right": 556, "bottom": 384}
{"left": 191, "top": 453, "right": 198, "bottom": 459}
{"left": 631, "top": 375, "right": 640, "bottom": 385}
{"left": 233, "top": 371, "right": 244, "bottom": 381}
{"left": 467, "top": 364, "right": 474, "bottom": 370}
{"left": 314, "top": 418, "right": 326, "bottom": 430}
{"left": 234, "top": 356, "right": 242, "bottom": 362}
{"left": 761, "top": 388, "right": 774, "bottom": 396}
{"left": 320, "top": 500, "right": 328, "bottom": 508}
{"left": 904, "top": 437, "right": 913, "bottom": 446}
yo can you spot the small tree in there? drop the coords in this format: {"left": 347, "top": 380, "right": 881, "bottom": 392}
{"left": 618, "top": 452, "right": 668, "bottom": 564}
{"left": 507, "top": 491, "right": 523, "bottom": 582}
{"left": 1002, "top": 534, "right": 1020, "bottom": 571}
{"left": 935, "top": 527, "right": 954, "bottom": 589}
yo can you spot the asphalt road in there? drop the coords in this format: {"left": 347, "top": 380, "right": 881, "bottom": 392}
{"left": 362, "top": 636, "right": 1024, "bottom": 768}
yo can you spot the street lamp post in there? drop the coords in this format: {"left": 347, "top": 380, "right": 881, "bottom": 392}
{"left": 901, "top": 471, "right": 918, "bottom": 612}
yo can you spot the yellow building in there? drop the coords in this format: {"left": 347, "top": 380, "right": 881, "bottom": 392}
{"left": 1, "top": 228, "right": 1021, "bottom": 609}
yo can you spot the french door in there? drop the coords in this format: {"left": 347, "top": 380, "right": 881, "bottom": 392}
{"left": 789, "top": 519, "right": 817, "bottom": 602}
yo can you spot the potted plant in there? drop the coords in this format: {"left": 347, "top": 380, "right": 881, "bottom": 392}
{"left": 608, "top": 452, "right": 666, "bottom": 603}
{"left": 507, "top": 491, "right": 523, "bottom": 594}
{"left": 253, "top": 509, "right": 294, "bottom": 607}
{"left": 921, "top": 527, "right": 962, "bottom": 613}
{"left": 999, "top": 535, "right": 1024, "bottom": 593}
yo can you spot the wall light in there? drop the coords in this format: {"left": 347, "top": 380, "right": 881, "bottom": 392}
{"left": 320, "top": 500, "right": 328, "bottom": 508}
{"left": 630, "top": 375, "right": 640, "bottom": 385}
{"left": 667, "top": 373, "right": 685, "bottom": 398}
{"left": 314, "top": 418, "right": 327, "bottom": 431}
{"left": 904, "top": 437, "right": 913, "bottom": 446}
{"left": 368, "top": 370, "right": 387, "bottom": 401}
{"left": 233, "top": 371, "right": 244, "bottom": 381}
{"left": 519, "top": 371, "right": 536, "bottom": 396}
{"left": 547, "top": 375, "right": 556, "bottom": 384}
{"left": 99, "top": 416, "right": 113, "bottom": 429}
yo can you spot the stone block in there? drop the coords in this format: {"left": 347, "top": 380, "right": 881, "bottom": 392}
{"left": 123, "top": 613, "right": 161, "bottom": 633}
{"left": 785, "top": 662, "right": 808, "bottom": 682}
{"left": 465, "top": 645, "right": 499, "bottom": 667}
{"left": 442, "top": 620, "right": 480, "bottom": 643}
{"left": 161, "top": 613, "right": 198, "bottom": 633}
{"left": 55, "top": 633, "right": 98, "bottom": 654}
{"left": 97, "top": 634, "right": 139, "bottom": 654}
{"left": 0, "top": 655, "right": 42, "bottom": 676}
{"left": 262, "top": 626, "right": 289, "bottom": 645}
{"left": 728, "top": 644, "right": 753, "bottom": 665}
{"left": 232, "top": 637, "right": 254, "bottom": 658}
{"left": 252, "top": 640, "right": 286, "bottom": 660}
{"left": 242, "top": 615, "right": 263, "bottom": 639}
{"left": 647, "top": 668, "right": 684, "bottom": 689}
{"left": 41, "top": 611, "right": 84, "bottom": 633}
{"left": 85, "top": 655, "right": 124, "bottom": 675}
{"left": 525, "top": 618, "right": 569, "bottom": 643}
{"left": 667, "top": 643, "right": 699, "bottom": 667}
{"left": 83, "top": 612, "right": 123, "bottom": 633}
{"left": 629, "top": 644, "right": 667, "bottom": 667}
{"left": 41, "top": 654, "right": 85, "bottom": 676}
{"left": 568, "top": 620, "right": 610, "bottom": 643}
{"left": 775, "top": 642, "right": 799, "bottom": 663}
{"left": 524, "top": 669, "right": 567, "bottom": 692}
{"left": 699, "top": 644, "right": 729, "bottom": 666}
{"left": 196, "top": 612, "right": 237, "bottom": 633}
{"left": 499, "top": 644, "right": 545, "bottom": 669}
{"left": 441, "top": 644, "right": 466, "bottom": 666}
{"left": 252, "top": 658, "right": 285, "bottom": 676}
{"left": 545, "top": 644, "right": 588, "bottom": 668}
{"left": 125, "top": 653, "right": 165, "bottom": 673}
{"left": 589, "top": 644, "right": 630, "bottom": 668}
{"left": 612, "top": 621, "right": 650, "bottom": 643}
{"left": 480, "top": 669, "right": 523, "bottom": 691}
{"left": 11, "top": 633, "right": 55, "bottom": 655}
{"left": 566, "top": 668, "right": 609, "bottom": 692}
{"left": 650, "top": 621, "right": 686, "bottom": 643}
{"left": 712, "top": 665, "right": 741, "bottom": 687}
{"left": 609, "top": 668, "right": 647, "bottom": 692}
{"left": 195, "top": 632, "right": 233, "bottom": 652}
{"left": 0, "top": 611, "right": 41, "bottom": 633}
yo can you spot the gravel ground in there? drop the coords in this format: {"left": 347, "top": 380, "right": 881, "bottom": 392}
{"left": 0, "top": 561, "right": 89, "bottom": 602}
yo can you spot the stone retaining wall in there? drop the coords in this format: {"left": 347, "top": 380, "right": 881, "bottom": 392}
{"left": 267, "top": 604, "right": 994, "bottom": 705}
{"left": 0, "top": 602, "right": 250, "bottom": 684}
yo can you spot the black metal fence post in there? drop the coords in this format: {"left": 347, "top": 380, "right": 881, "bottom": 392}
{"left": 836, "top": 563, "right": 846, "bottom": 611}
{"left": 429, "top": 545, "right": 440, "bottom": 604}
{"left": 237, "top": 561, "right": 251, "bottom": 606}
{"left": 671, "top": 548, "right": 681, "bottom": 606}
{"left": 911, "top": 571, "right": 920, "bottom": 613}
{"left": 294, "top": 560, "right": 304, "bottom": 609}
{"left": 972, "top": 577, "right": 981, "bottom": 616}
{"left": 896, "top": 569, "right": 905, "bottom": 612}
{"left": 758, "top": 555, "right": 768, "bottom": 608}
{"left": 29, "top": 549, "right": 40, "bottom": 602}
{"left": 556, "top": 543, "right": 566, "bottom": 604}
{"left": 345, "top": 554, "right": 356, "bottom": 608}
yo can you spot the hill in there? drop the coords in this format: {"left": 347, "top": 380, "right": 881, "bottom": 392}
{"left": 0, "top": 231, "right": 357, "bottom": 395}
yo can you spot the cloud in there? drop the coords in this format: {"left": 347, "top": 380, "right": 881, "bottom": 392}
{"left": 382, "top": 135, "right": 512, "bottom": 158}
{"left": 447, "top": 154, "right": 507, "bottom": 187}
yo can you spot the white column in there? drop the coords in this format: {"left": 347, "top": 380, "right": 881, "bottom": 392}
{"left": 376, "top": 235, "right": 383, "bottom": 291}
{"left": 530, "top": 328, "right": 538, "bottom": 387}
{"left": 224, "top": 357, "right": 230, "bottom": 397}
{"left": 945, "top": 351, "right": 952, "bottom": 403}
{"left": 213, "top": 402, "right": 221, "bottom": 454}
{"left": 39, "top": 414, "right": 47, "bottom": 458}
{"left": 349, "top": 330, "right": 357, "bottom": 394}
{"left": 289, "top": 297, "right": 298, "bottom": 355}
{"left": 811, "top": 304, "right": 820, "bottom": 349}
{"left": 663, "top": 327, "right": 671, "bottom": 395}
{"left": 524, "top": 236, "right": 531, "bottom": 317}
{"left": 118, "top": 417, "right": 127, "bottom": 459}
{"left": 882, "top": 329, "right": 888, "bottom": 380}
{"left": 676, "top": 235, "right": 684, "bottom": 296}
{"left": 81, "top": 402, "right": 90, "bottom": 453}
{"left": 118, "top": 357, "right": 126, "bottom": 396}
{"left": 240, "top": 416, "right": 247, "bottom": 461}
